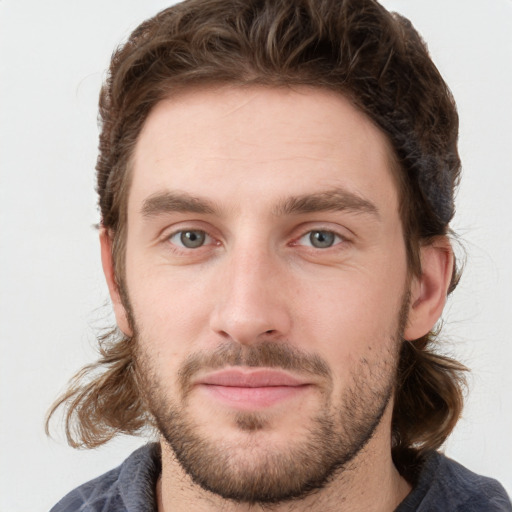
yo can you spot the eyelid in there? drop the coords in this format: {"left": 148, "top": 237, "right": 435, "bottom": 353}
{"left": 289, "top": 222, "right": 352, "bottom": 245}
{"left": 159, "top": 221, "right": 221, "bottom": 251}
{"left": 295, "top": 229, "right": 345, "bottom": 248}
{"left": 168, "top": 229, "right": 212, "bottom": 248}
{"left": 158, "top": 222, "right": 351, "bottom": 252}
{"left": 157, "top": 219, "right": 214, "bottom": 240}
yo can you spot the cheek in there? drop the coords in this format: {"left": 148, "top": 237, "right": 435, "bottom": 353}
{"left": 127, "top": 267, "right": 214, "bottom": 365}
{"left": 296, "top": 271, "right": 406, "bottom": 379}
{"left": 302, "top": 272, "right": 405, "bottom": 337}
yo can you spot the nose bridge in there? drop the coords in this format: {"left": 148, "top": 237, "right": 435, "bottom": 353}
{"left": 210, "top": 236, "right": 291, "bottom": 344}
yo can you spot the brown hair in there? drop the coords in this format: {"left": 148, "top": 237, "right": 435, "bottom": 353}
{"left": 47, "top": 0, "right": 466, "bottom": 473}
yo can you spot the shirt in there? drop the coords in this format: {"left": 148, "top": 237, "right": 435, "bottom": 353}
{"left": 50, "top": 443, "right": 512, "bottom": 511}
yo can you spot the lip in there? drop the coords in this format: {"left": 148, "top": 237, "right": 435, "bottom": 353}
{"left": 195, "top": 368, "right": 312, "bottom": 409}
{"left": 199, "top": 368, "right": 308, "bottom": 387}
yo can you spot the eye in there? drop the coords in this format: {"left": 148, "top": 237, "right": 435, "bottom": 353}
{"left": 297, "top": 230, "right": 342, "bottom": 249}
{"left": 168, "top": 229, "right": 211, "bottom": 249}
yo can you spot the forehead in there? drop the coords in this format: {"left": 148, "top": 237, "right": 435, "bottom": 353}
{"left": 129, "top": 85, "right": 400, "bottom": 217}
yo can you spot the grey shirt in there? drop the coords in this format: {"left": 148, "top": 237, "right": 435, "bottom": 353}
{"left": 50, "top": 444, "right": 512, "bottom": 511}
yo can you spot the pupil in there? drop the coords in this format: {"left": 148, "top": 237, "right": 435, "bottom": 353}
{"left": 310, "top": 231, "right": 334, "bottom": 248}
{"left": 181, "top": 230, "right": 205, "bottom": 248}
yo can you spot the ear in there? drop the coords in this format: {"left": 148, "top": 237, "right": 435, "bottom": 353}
{"left": 404, "top": 237, "right": 454, "bottom": 341}
{"left": 99, "top": 228, "right": 133, "bottom": 337}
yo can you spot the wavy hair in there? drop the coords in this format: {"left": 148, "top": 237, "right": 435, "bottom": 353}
{"left": 47, "top": 0, "right": 467, "bottom": 473}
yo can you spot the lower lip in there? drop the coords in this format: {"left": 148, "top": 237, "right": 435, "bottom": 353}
{"left": 199, "top": 384, "right": 310, "bottom": 409}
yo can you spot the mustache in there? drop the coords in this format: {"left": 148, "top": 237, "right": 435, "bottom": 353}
{"left": 178, "top": 341, "right": 331, "bottom": 394}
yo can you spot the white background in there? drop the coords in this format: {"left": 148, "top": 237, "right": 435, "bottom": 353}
{"left": 1, "top": 1, "right": 511, "bottom": 510}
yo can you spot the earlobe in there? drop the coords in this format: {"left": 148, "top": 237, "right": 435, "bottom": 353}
{"left": 99, "top": 228, "right": 133, "bottom": 337}
{"left": 404, "top": 237, "right": 454, "bottom": 341}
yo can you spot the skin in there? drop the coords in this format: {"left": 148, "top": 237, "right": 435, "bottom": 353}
{"left": 101, "top": 86, "right": 453, "bottom": 511}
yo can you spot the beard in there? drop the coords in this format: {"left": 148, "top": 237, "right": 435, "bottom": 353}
{"left": 133, "top": 324, "right": 405, "bottom": 505}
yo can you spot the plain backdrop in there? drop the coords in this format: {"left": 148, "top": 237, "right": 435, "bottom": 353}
{"left": 1, "top": 1, "right": 511, "bottom": 510}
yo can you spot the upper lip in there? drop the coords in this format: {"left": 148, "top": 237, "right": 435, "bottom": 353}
{"left": 197, "top": 368, "right": 310, "bottom": 387}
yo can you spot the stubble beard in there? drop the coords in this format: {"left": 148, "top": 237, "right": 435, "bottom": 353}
{"left": 133, "top": 327, "right": 404, "bottom": 506}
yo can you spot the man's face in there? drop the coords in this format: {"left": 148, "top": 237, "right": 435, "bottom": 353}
{"left": 118, "top": 86, "right": 411, "bottom": 503}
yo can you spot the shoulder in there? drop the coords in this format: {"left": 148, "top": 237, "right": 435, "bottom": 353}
{"left": 49, "top": 443, "right": 161, "bottom": 512}
{"left": 398, "top": 452, "right": 512, "bottom": 512}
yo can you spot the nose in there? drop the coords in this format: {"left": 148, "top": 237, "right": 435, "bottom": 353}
{"left": 209, "top": 244, "right": 292, "bottom": 345}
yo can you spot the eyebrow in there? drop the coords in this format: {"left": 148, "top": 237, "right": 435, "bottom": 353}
{"left": 141, "top": 192, "right": 216, "bottom": 217}
{"left": 273, "top": 188, "right": 380, "bottom": 218}
{"left": 140, "top": 188, "right": 379, "bottom": 219}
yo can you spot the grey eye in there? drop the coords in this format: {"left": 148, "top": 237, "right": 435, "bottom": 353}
{"left": 309, "top": 230, "right": 336, "bottom": 248}
{"left": 177, "top": 230, "right": 207, "bottom": 248}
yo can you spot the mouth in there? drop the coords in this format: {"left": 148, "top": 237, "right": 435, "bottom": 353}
{"left": 195, "top": 368, "right": 312, "bottom": 409}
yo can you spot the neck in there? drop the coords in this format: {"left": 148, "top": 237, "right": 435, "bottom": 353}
{"left": 156, "top": 408, "right": 411, "bottom": 512}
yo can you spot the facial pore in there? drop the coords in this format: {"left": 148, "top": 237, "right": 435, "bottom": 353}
{"left": 132, "top": 296, "right": 408, "bottom": 504}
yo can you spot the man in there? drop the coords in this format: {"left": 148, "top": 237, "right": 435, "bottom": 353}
{"left": 47, "top": 0, "right": 512, "bottom": 510}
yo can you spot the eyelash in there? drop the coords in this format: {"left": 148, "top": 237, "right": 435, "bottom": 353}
{"left": 167, "top": 229, "right": 215, "bottom": 249}
{"left": 293, "top": 230, "right": 346, "bottom": 249}
{"left": 164, "top": 227, "right": 348, "bottom": 252}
